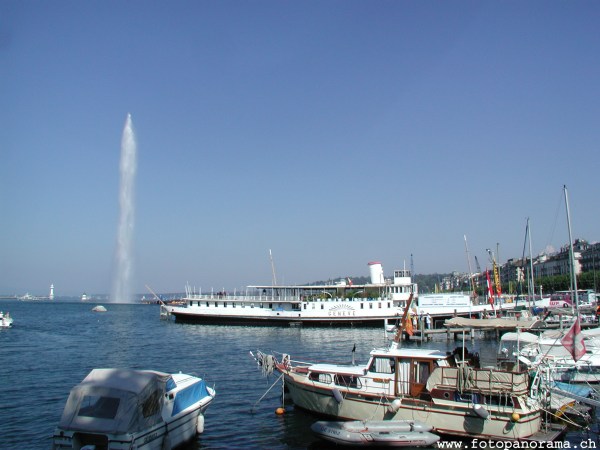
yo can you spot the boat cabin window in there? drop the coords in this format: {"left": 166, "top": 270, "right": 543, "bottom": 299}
{"left": 142, "top": 390, "right": 162, "bottom": 418}
{"left": 360, "top": 303, "right": 364, "bottom": 309}
{"left": 414, "top": 361, "right": 431, "bottom": 384}
{"left": 369, "top": 357, "right": 395, "bottom": 374}
{"left": 309, "top": 372, "right": 332, "bottom": 384}
{"left": 378, "top": 302, "right": 382, "bottom": 309}
{"left": 334, "top": 374, "right": 362, "bottom": 389}
{"left": 223, "top": 302, "right": 227, "bottom": 307}
{"left": 78, "top": 396, "right": 120, "bottom": 420}
{"left": 369, "top": 303, "right": 373, "bottom": 309}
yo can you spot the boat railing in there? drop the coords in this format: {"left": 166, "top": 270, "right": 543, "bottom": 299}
{"left": 183, "top": 292, "right": 394, "bottom": 304}
{"left": 184, "top": 292, "right": 301, "bottom": 302}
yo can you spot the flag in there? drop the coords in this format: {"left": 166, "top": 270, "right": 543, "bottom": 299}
{"left": 486, "top": 270, "right": 495, "bottom": 310}
{"left": 404, "top": 315, "right": 414, "bottom": 336}
{"left": 561, "top": 316, "right": 586, "bottom": 361}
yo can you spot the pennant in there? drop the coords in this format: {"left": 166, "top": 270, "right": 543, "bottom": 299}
{"left": 561, "top": 317, "right": 586, "bottom": 361}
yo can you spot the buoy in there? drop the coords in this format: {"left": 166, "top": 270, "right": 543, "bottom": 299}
{"left": 275, "top": 407, "right": 285, "bottom": 415}
{"left": 511, "top": 412, "right": 520, "bottom": 422}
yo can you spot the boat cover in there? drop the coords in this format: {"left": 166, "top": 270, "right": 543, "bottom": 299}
{"left": 445, "top": 317, "right": 543, "bottom": 329}
{"left": 426, "top": 367, "right": 529, "bottom": 395}
{"left": 58, "top": 369, "right": 170, "bottom": 434}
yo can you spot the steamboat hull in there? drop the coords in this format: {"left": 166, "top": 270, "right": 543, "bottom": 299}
{"left": 171, "top": 310, "right": 398, "bottom": 327}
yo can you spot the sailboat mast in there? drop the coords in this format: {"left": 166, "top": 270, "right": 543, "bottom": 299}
{"left": 269, "top": 249, "right": 278, "bottom": 286}
{"left": 527, "top": 219, "right": 535, "bottom": 304}
{"left": 563, "top": 185, "right": 579, "bottom": 310}
{"left": 464, "top": 235, "right": 476, "bottom": 299}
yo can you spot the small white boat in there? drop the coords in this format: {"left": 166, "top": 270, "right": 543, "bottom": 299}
{"left": 0, "top": 311, "right": 13, "bottom": 328}
{"left": 91, "top": 305, "right": 107, "bottom": 312}
{"left": 311, "top": 420, "right": 440, "bottom": 447}
{"left": 52, "top": 368, "right": 215, "bottom": 450}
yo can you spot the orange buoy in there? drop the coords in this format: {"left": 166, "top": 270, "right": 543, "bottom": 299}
{"left": 275, "top": 407, "right": 285, "bottom": 415}
{"left": 511, "top": 412, "right": 520, "bottom": 422}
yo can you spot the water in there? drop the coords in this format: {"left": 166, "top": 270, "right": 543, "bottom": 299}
{"left": 0, "top": 300, "right": 597, "bottom": 449}
{"left": 111, "top": 113, "right": 137, "bottom": 303}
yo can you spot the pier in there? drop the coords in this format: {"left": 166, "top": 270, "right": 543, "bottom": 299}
{"left": 400, "top": 314, "right": 598, "bottom": 342}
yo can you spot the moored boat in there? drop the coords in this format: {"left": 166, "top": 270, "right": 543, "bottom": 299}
{"left": 169, "top": 262, "right": 417, "bottom": 326}
{"left": 52, "top": 368, "right": 215, "bottom": 450}
{"left": 311, "top": 420, "right": 440, "bottom": 447}
{"left": 0, "top": 311, "right": 13, "bottom": 328}
{"left": 253, "top": 309, "right": 565, "bottom": 442}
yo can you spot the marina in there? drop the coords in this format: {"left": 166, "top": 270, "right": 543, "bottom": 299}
{"left": 1, "top": 299, "right": 598, "bottom": 449}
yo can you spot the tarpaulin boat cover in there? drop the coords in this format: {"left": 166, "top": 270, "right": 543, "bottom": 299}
{"left": 444, "top": 317, "right": 543, "bottom": 330}
{"left": 58, "top": 369, "right": 170, "bottom": 434}
{"left": 426, "top": 366, "right": 530, "bottom": 395}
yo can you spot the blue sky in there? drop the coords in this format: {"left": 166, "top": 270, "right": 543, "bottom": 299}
{"left": 1, "top": 1, "right": 599, "bottom": 297}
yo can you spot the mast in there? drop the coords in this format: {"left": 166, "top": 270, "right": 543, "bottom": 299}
{"left": 564, "top": 185, "right": 579, "bottom": 311}
{"left": 527, "top": 218, "right": 535, "bottom": 308}
{"left": 464, "top": 235, "right": 476, "bottom": 300}
{"left": 269, "top": 249, "right": 278, "bottom": 286}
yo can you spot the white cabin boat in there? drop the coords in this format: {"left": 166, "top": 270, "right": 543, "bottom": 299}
{"left": 499, "top": 328, "right": 600, "bottom": 384}
{"left": 169, "top": 262, "right": 417, "bottom": 326}
{"left": 0, "top": 311, "right": 13, "bottom": 328}
{"left": 52, "top": 368, "right": 215, "bottom": 450}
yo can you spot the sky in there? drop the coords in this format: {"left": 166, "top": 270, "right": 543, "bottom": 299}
{"left": 1, "top": 1, "right": 599, "bottom": 297}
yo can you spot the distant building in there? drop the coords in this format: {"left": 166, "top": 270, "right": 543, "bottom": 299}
{"left": 469, "top": 238, "right": 597, "bottom": 294}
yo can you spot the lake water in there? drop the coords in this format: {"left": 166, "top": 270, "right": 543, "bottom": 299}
{"left": 0, "top": 300, "right": 598, "bottom": 449}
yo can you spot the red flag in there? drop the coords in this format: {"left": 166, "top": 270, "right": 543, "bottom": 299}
{"left": 561, "top": 317, "right": 586, "bottom": 361}
{"left": 486, "top": 270, "right": 495, "bottom": 311}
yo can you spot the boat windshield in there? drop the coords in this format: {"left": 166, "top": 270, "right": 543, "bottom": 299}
{"left": 78, "top": 395, "right": 120, "bottom": 419}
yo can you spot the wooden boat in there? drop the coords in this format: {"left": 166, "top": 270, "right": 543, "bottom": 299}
{"left": 254, "top": 294, "right": 565, "bottom": 441}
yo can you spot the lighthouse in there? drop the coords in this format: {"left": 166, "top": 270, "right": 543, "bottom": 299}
{"left": 49, "top": 284, "right": 55, "bottom": 300}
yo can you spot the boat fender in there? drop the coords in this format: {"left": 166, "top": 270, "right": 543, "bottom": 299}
{"left": 196, "top": 414, "right": 205, "bottom": 434}
{"left": 387, "top": 399, "right": 402, "bottom": 413}
{"left": 332, "top": 388, "right": 344, "bottom": 404}
{"left": 473, "top": 404, "right": 489, "bottom": 419}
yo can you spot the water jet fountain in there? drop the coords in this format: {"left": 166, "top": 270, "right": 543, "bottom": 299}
{"left": 111, "top": 113, "right": 137, "bottom": 303}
